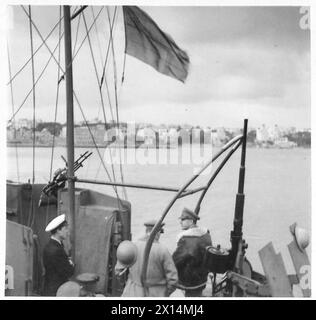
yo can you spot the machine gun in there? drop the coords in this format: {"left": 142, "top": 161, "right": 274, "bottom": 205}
{"left": 38, "top": 151, "right": 92, "bottom": 206}
{"left": 203, "top": 120, "right": 253, "bottom": 296}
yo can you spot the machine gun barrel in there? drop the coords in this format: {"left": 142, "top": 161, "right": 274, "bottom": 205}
{"left": 39, "top": 151, "right": 92, "bottom": 204}
{"left": 230, "top": 119, "right": 248, "bottom": 269}
{"left": 73, "top": 151, "right": 92, "bottom": 172}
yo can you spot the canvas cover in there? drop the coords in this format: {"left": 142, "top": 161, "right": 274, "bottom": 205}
{"left": 75, "top": 205, "right": 116, "bottom": 294}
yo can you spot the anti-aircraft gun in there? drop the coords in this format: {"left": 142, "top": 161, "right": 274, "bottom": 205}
{"left": 138, "top": 119, "right": 270, "bottom": 297}
{"left": 38, "top": 151, "right": 92, "bottom": 207}
{"left": 202, "top": 121, "right": 270, "bottom": 297}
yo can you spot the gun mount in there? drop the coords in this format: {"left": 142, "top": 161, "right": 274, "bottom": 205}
{"left": 38, "top": 151, "right": 92, "bottom": 207}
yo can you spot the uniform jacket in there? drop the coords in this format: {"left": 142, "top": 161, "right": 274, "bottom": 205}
{"left": 43, "top": 238, "right": 74, "bottom": 296}
{"left": 172, "top": 226, "right": 212, "bottom": 288}
{"left": 121, "top": 236, "right": 178, "bottom": 297}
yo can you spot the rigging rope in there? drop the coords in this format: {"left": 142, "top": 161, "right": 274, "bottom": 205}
{"left": 7, "top": 12, "right": 63, "bottom": 86}
{"left": 91, "top": 7, "right": 105, "bottom": 67}
{"left": 29, "top": 6, "right": 36, "bottom": 187}
{"left": 7, "top": 45, "right": 20, "bottom": 183}
{"left": 28, "top": 5, "right": 36, "bottom": 228}
{"left": 73, "top": 91, "right": 125, "bottom": 207}
{"left": 90, "top": 7, "right": 112, "bottom": 121}
{"left": 97, "top": 6, "right": 118, "bottom": 125}
{"left": 15, "top": 6, "right": 123, "bottom": 205}
{"left": 121, "top": 53, "right": 127, "bottom": 84}
{"left": 65, "top": 6, "right": 122, "bottom": 202}
{"left": 24, "top": 7, "right": 120, "bottom": 199}
{"left": 120, "top": 7, "right": 127, "bottom": 84}
{"left": 107, "top": 6, "right": 128, "bottom": 201}
{"left": 97, "top": 7, "right": 117, "bottom": 121}
{"left": 82, "top": 11, "right": 107, "bottom": 126}
{"left": 81, "top": 10, "right": 120, "bottom": 196}
{"left": 73, "top": 9, "right": 82, "bottom": 54}
{"left": 9, "top": 6, "right": 102, "bottom": 122}
{"left": 71, "top": 7, "right": 105, "bottom": 70}
{"left": 49, "top": 6, "right": 63, "bottom": 181}
{"left": 47, "top": 6, "right": 63, "bottom": 227}
{"left": 100, "top": 7, "right": 117, "bottom": 92}
{"left": 8, "top": 33, "right": 64, "bottom": 123}
{"left": 20, "top": 5, "right": 104, "bottom": 91}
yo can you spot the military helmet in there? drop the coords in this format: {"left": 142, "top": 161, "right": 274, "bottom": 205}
{"left": 291, "top": 224, "right": 310, "bottom": 252}
{"left": 56, "top": 281, "right": 81, "bottom": 297}
{"left": 116, "top": 240, "right": 137, "bottom": 269}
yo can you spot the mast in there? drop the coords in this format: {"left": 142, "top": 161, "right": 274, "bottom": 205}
{"left": 63, "top": 6, "right": 76, "bottom": 260}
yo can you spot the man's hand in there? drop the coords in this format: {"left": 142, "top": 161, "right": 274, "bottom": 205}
{"left": 68, "top": 258, "right": 74, "bottom": 267}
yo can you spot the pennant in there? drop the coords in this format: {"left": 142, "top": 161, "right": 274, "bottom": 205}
{"left": 123, "top": 6, "right": 190, "bottom": 82}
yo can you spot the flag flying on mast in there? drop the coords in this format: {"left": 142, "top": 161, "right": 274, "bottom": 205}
{"left": 123, "top": 6, "right": 190, "bottom": 83}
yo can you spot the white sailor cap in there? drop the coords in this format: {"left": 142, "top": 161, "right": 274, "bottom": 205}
{"left": 45, "top": 214, "right": 67, "bottom": 232}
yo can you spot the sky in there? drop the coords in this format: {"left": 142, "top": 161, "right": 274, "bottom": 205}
{"left": 3, "top": 3, "right": 311, "bottom": 129}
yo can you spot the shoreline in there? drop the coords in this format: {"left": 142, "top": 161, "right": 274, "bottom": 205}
{"left": 6, "top": 143, "right": 310, "bottom": 149}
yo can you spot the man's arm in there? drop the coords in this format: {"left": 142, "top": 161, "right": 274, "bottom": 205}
{"left": 172, "top": 237, "right": 193, "bottom": 268}
{"left": 53, "top": 248, "right": 75, "bottom": 278}
{"left": 162, "top": 248, "right": 178, "bottom": 296}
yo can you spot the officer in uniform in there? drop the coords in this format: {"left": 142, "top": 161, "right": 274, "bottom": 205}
{"left": 76, "top": 273, "right": 103, "bottom": 297}
{"left": 42, "top": 214, "right": 75, "bottom": 296}
{"left": 172, "top": 208, "right": 212, "bottom": 297}
{"left": 115, "top": 219, "right": 178, "bottom": 297}
{"left": 56, "top": 273, "right": 103, "bottom": 297}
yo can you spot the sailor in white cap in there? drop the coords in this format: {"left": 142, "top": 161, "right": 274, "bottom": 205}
{"left": 42, "top": 214, "right": 75, "bottom": 296}
{"left": 117, "top": 219, "right": 178, "bottom": 297}
{"left": 172, "top": 208, "right": 212, "bottom": 297}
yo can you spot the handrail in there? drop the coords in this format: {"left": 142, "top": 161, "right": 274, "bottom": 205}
{"left": 194, "top": 139, "right": 242, "bottom": 215}
{"left": 75, "top": 178, "right": 195, "bottom": 193}
{"left": 75, "top": 135, "right": 242, "bottom": 196}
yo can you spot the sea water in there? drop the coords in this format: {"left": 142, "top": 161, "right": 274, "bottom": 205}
{"left": 6, "top": 145, "right": 311, "bottom": 276}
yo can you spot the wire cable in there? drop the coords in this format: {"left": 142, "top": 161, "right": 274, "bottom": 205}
{"left": 17, "top": 6, "right": 122, "bottom": 201}
{"left": 91, "top": 6, "right": 105, "bottom": 68}
{"left": 21, "top": 5, "right": 104, "bottom": 88}
{"left": 73, "top": 91, "right": 124, "bottom": 206}
{"left": 7, "top": 44, "right": 20, "bottom": 183}
{"left": 8, "top": 32, "right": 64, "bottom": 123}
{"left": 73, "top": 9, "right": 82, "bottom": 54}
{"left": 27, "top": 5, "right": 36, "bottom": 228}
{"left": 7, "top": 12, "right": 63, "bottom": 86}
{"left": 49, "top": 6, "right": 63, "bottom": 181}
{"left": 82, "top": 11, "right": 108, "bottom": 126}
{"left": 81, "top": 10, "right": 119, "bottom": 192}
{"left": 9, "top": 6, "right": 101, "bottom": 122}
{"left": 107, "top": 6, "right": 128, "bottom": 201}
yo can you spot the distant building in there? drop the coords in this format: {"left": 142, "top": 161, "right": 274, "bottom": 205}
{"left": 256, "top": 124, "right": 269, "bottom": 142}
{"left": 16, "top": 118, "right": 33, "bottom": 129}
{"left": 74, "top": 125, "right": 104, "bottom": 146}
{"left": 274, "top": 137, "right": 297, "bottom": 148}
{"left": 211, "top": 127, "right": 227, "bottom": 146}
{"left": 267, "top": 125, "right": 282, "bottom": 141}
{"left": 136, "top": 127, "right": 156, "bottom": 146}
{"left": 7, "top": 126, "right": 15, "bottom": 140}
{"left": 36, "top": 128, "right": 54, "bottom": 144}
{"left": 203, "top": 127, "right": 212, "bottom": 144}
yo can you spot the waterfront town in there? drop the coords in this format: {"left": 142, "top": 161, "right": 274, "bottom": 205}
{"left": 7, "top": 118, "right": 311, "bottom": 148}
